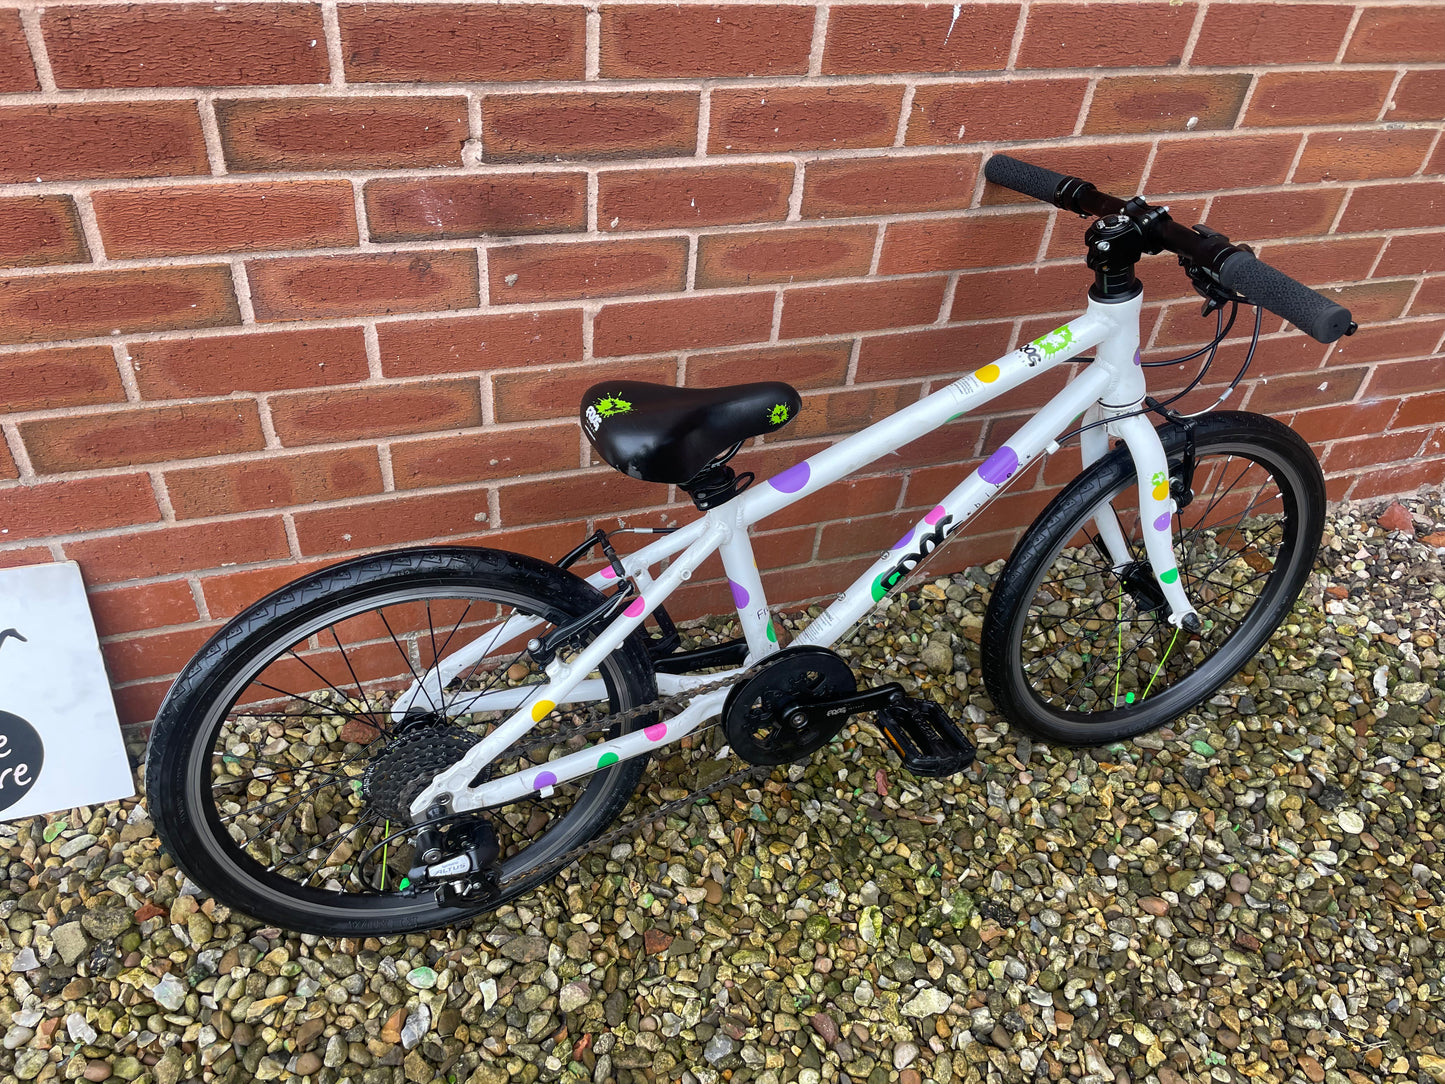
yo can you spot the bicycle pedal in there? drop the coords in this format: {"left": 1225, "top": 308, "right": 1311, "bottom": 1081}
{"left": 876, "top": 700, "right": 976, "bottom": 778}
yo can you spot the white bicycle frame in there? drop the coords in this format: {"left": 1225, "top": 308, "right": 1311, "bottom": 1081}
{"left": 409, "top": 289, "right": 1198, "bottom": 818}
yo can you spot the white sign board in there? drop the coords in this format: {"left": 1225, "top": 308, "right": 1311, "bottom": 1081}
{"left": 0, "top": 562, "right": 135, "bottom": 819}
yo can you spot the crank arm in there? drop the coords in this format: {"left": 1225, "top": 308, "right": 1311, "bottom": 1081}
{"left": 785, "top": 682, "right": 908, "bottom": 728}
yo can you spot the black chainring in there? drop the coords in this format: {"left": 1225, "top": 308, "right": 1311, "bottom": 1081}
{"left": 361, "top": 723, "right": 480, "bottom": 823}
{"left": 722, "top": 646, "right": 857, "bottom": 766}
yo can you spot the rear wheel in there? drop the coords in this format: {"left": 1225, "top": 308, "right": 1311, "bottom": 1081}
{"left": 982, "top": 412, "right": 1325, "bottom": 745}
{"left": 145, "top": 547, "right": 656, "bottom": 936}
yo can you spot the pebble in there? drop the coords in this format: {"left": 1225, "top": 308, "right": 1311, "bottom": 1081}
{"left": 1337, "top": 809, "right": 1366, "bottom": 834}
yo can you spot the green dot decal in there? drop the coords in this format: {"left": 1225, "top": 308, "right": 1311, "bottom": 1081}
{"left": 1125, "top": 692, "right": 1135, "bottom": 704}
{"left": 766, "top": 621, "right": 777, "bottom": 643}
{"left": 598, "top": 751, "right": 619, "bottom": 768}
{"left": 1159, "top": 568, "right": 1179, "bottom": 585}
{"left": 398, "top": 877, "right": 411, "bottom": 890}
{"left": 871, "top": 574, "right": 888, "bottom": 602}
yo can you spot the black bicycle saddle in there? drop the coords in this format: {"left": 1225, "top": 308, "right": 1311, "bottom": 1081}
{"left": 581, "top": 380, "right": 801, "bottom": 484}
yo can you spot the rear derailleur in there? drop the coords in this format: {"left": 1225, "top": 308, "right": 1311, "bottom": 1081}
{"left": 396, "top": 804, "right": 503, "bottom": 907}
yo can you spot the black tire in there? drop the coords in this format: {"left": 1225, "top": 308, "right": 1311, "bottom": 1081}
{"left": 982, "top": 412, "right": 1324, "bottom": 746}
{"left": 145, "top": 546, "right": 657, "bottom": 936}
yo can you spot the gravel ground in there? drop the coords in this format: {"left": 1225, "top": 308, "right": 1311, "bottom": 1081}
{"left": 3, "top": 492, "right": 1444, "bottom": 1084}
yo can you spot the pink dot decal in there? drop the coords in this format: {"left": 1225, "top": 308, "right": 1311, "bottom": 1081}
{"left": 1154, "top": 512, "right": 1172, "bottom": 532}
{"left": 924, "top": 505, "right": 947, "bottom": 525}
{"left": 600, "top": 566, "right": 617, "bottom": 580}
{"left": 624, "top": 597, "right": 646, "bottom": 618}
{"left": 769, "top": 461, "right": 811, "bottom": 494}
{"left": 729, "top": 579, "right": 750, "bottom": 608}
{"left": 893, "top": 528, "right": 914, "bottom": 550}
{"left": 644, "top": 722, "right": 667, "bottom": 741}
{"left": 979, "top": 446, "right": 1019, "bottom": 485}
{"left": 534, "top": 770, "right": 557, "bottom": 789}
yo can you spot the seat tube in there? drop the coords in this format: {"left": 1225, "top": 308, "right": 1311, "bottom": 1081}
{"left": 715, "top": 512, "right": 779, "bottom": 663}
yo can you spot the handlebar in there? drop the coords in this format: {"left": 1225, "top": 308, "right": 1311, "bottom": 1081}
{"left": 983, "top": 154, "right": 1355, "bottom": 343}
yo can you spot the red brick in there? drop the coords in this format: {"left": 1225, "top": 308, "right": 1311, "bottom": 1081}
{"left": 0, "top": 441, "right": 15, "bottom": 481}
{"left": 1244, "top": 70, "right": 1397, "bottom": 127}
{"left": 1294, "top": 130, "right": 1436, "bottom": 184}
{"left": 1363, "top": 356, "right": 1445, "bottom": 399}
{"left": 482, "top": 92, "right": 697, "bottom": 163}
{"left": 199, "top": 557, "right": 340, "bottom": 619}
{"left": 750, "top": 472, "right": 902, "bottom": 532}
{"left": 496, "top": 358, "right": 675, "bottom": 423}
{"left": 0, "top": 196, "right": 88, "bottom": 268}
{"left": 598, "top": 164, "right": 794, "bottom": 230}
{"left": 1346, "top": 458, "right": 1445, "bottom": 502}
{"left": 216, "top": 96, "right": 469, "bottom": 172}
{"left": 0, "top": 265, "right": 237, "bottom": 345}
{"left": 92, "top": 181, "right": 357, "bottom": 259}
{"left": 131, "top": 327, "right": 370, "bottom": 399}
{"left": 44, "top": 3, "right": 327, "bottom": 87}
{"left": 102, "top": 623, "right": 220, "bottom": 685}
{"left": 488, "top": 238, "right": 687, "bottom": 303}
{"left": 981, "top": 141, "right": 1153, "bottom": 207}
{"left": 1246, "top": 367, "right": 1367, "bottom": 414}
{"left": 1332, "top": 318, "right": 1445, "bottom": 366}
{"left": 112, "top": 679, "right": 171, "bottom": 728}
{"left": 0, "top": 475, "right": 158, "bottom": 542}
{"left": 878, "top": 212, "right": 1047, "bottom": 276}
{"left": 66, "top": 516, "right": 290, "bottom": 584}
{"left": 1376, "top": 232, "right": 1445, "bottom": 278}
{"left": 0, "top": 10, "right": 37, "bottom": 91}
{"left": 1346, "top": 5, "right": 1445, "bottom": 62}
{"left": 950, "top": 263, "right": 1088, "bottom": 321}
{"left": 762, "top": 556, "right": 877, "bottom": 606}
{"left": 1018, "top": 3, "right": 1195, "bottom": 68}
{"left": 0, "top": 102, "right": 209, "bottom": 183}
{"left": 1288, "top": 399, "right": 1398, "bottom": 445}
{"left": 21, "top": 401, "right": 265, "bottom": 473}
{"left": 687, "top": 342, "right": 853, "bottom": 390}
{"left": 88, "top": 580, "right": 199, "bottom": 638}
{"left": 166, "top": 448, "right": 385, "bottom": 518}
{"left": 1146, "top": 133, "right": 1299, "bottom": 195}
{"left": 339, "top": 4, "right": 585, "bottom": 83}
{"left": 1315, "top": 279, "right": 1417, "bottom": 326}
{"left": 269, "top": 379, "right": 482, "bottom": 446}
{"left": 709, "top": 85, "right": 905, "bottom": 154}
{"left": 497, "top": 470, "right": 669, "bottom": 528}
{"left": 1388, "top": 70, "right": 1445, "bottom": 122}
{"left": 600, "top": 5, "right": 813, "bottom": 77}
{"left": 1085, "top": 74, "right": 1251, "bottom": 135}
{"left": 781, "top": 384, "right": 921, "bottom": 441}
{"left": 780, "top": 278, "right": 945, "bottom": 339}
{"left": 802, "top": 153, "right": 980, "bottom": 219}
{"left": 0, "top": 346, "right": 124, "bottom": 411}
{"left": 1412, "top": 277, "right": 1445, "bottom": 317}
{"left": 1254, "top": 237, "right": 1384, "bottom": 285}
{"left": 391, "top": 423, "right": 579, "bottom": 489}
{"left": 696, "top": 225, "right": 876, "bottom": 288}
{"left": 883, "top": 419, "right": 986, "bottom": 469}
{"left": 854, "top": 321, "right": 1015, "bottom": 382}
{"left": 691, "top": 527, "right": 817, "bottom": 585}
{"left": 379, "top": 310, "right": 584, "bottom": 377}
{"left": 365, "top": 174, "right": 587, "bottom": 242}
{"left": 1192, "top": 3, "right": 1354, "bottom": 65}
{"left": 1394, "top": 391, "right": 1445, "bottom": 432}
{"left": 822, "top": 4, "right": 1019, "bottom": 75}
{"left": 1205, "top": 188, "right": 1345, "bottom": 241}
{"left": 593, "top": 292, "right": 774, "bottom": 357}
{"left": 246, "top": 250, "right": 478, "bottom": 322}
{"left": 1338, "top": 182, "right": 1445, "bottom": 233}
{"left": 906, "top": 79, "right": 1088, "bottom": 148}
{"left": 815, "top": 509, "right": 923, "bottom": 561}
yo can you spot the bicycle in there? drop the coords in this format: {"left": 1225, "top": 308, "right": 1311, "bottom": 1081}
{"left": 145, "top": 154, "right": 1356, "bottom": 935}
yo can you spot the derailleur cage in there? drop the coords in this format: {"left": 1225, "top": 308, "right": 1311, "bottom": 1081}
{"left": 400, "top": 813, "right": 503, "bottom": 905}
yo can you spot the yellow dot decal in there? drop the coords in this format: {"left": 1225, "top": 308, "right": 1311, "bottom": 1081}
{"left": 530, "top": 699, "right": 555, "bottom": 722}
{"left": 1152, "top": 482, "right": 1170, "bottom": 501}
{"left": 976, "top": 364, "right": 1001, "bottom": 383}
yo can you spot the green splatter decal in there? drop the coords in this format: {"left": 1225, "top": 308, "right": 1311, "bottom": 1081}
{"left": 594, "top": 394, "right": 633, "bottom": 418}
{"left": 1030, "top": 325, "right": 1074, "bottom": 357}
{"left": 1159, "top": 568, "right": 1179, "bottom": 585}
{"left": 768, "top": 403, "right": 790, "bottom": 425}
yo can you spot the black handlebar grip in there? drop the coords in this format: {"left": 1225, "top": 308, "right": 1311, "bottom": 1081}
{"left": 984, "top": 154, "right": 1069, "bottom": 206}
{"left": 1217, "top": 251, "right": 1354, "bottom": 343}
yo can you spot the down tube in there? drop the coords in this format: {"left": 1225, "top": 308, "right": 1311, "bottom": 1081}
{"left": 796, "top": 363, "right": 1111, "bottom": 650}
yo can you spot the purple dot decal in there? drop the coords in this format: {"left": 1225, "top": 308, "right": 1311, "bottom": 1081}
{"left": 644, "top": 722, "right": 667, "bottom": 742}
{"left": 893, "top": 528, "right": 915, "bottom": 550}
{"left": 979, "top": 446, "right": 1019, "bottom": 485}
{"left": 1133, "top": 349, "right": 1142, "bottom": 366}
{"left": 924, "top": 505, "right": 947, "bottom": 525}
{"left": 769, "top": 461, "right": 811, "bottom": 494}
{"left": 600, "top": 566, "right": 617, "bottom": 580}
{"left": 534, "top": 770, "right": 557, "bottom": 790}
{"left": 1153, "top": 512, "right": 1172, "bottom": 532}
{"left": 729, "top": 579, "right": 750, "bottom": 608}
{"left": 624, "top": 597, "right": 646, "bottom": 618}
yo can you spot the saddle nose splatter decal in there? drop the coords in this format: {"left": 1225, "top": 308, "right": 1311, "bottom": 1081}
{"left": 768, "top": 403, "right": 790, "bottom": 425}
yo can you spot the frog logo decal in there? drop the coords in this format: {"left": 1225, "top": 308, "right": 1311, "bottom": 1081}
{"left": 768, "top": 403, "right": 790, "bottom": 426}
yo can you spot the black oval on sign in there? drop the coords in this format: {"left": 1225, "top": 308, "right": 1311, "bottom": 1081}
{"left": 0, "top": 710, "right": 43, "bottom": 813}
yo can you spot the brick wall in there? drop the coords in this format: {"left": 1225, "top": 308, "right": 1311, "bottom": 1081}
{"left": 0, "top": 1, "right": 1442, "bottom": 729}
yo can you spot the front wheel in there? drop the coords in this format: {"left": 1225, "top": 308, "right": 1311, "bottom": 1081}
{"left": 145, "top": 547, "right": 657, "bottom": 936}
{"left": 982, "top": 412, "right": 1325, "bottom": 746}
